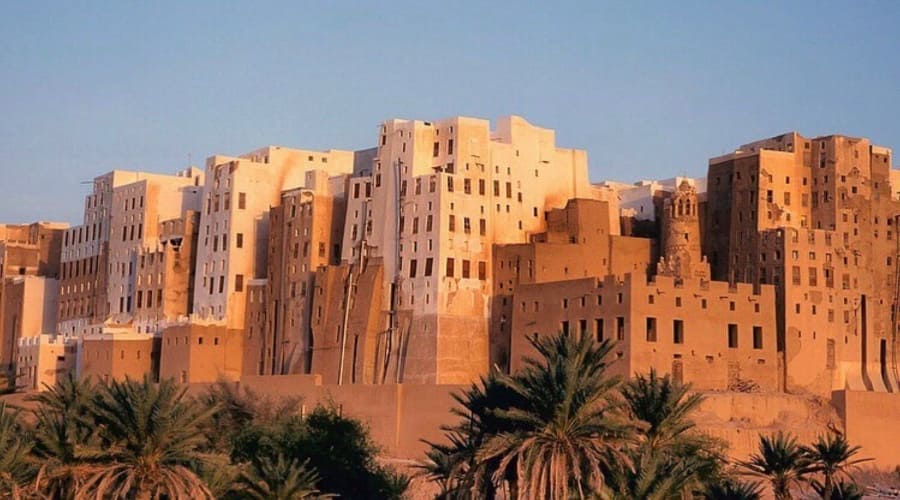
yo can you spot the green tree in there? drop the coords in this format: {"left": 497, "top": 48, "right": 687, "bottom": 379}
{"left": 604, "top": 369, "right": 724, "bottom": 499}
{"left": 28, "top": 375, "right": 98, "bottom": 498}
{"left": 602, "top": 447, "right": 707, "bottom": 500}
{"left": 231, "top": 405, "right": 408, "bottom": 499}
{"left": 702, "top": 477, "right": 763, "bottom": 500}
{"left": 476, "top": 333, "right": 632, "bottom": 499}
{"left": 198, "top": 378, "right": 301, "bottom": 454}
{"left": 803, "top": 431, "right": 871, "bottom": 500}
{"left": 0, "top": 402, "right": 33, "bottom": 498}
{"left": 419, "top": 371, "right": 524, "bottom": 498}
{"left": 236, "top": 454, "right": 332, "bottom": 499}
{"left": 810, "top": 479, "right": 863, "bottom": 500}
{"left": 739, "top": 431, "right": 811, "bottom": 500}
{"left": 77, "top": 377, "right": 219, "bottom": 499}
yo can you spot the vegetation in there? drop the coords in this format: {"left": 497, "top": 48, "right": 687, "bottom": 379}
{"left": 421, "top": 333, "right": 873, "bottom": 500}
{"left": 738, "top": 431, "right": 812, "bottom": 500}
{"left": 0, "top": 375, "right": 407, "bottom": 499}
{"left": 0, "top": 331, "right": 877, "bottom": 499}
{"left": 803, "top": 430, "right": 873, "bottom": 500}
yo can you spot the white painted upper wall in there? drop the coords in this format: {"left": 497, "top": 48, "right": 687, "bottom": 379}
{"left": 594, "top": 176, "right": 707, "bottom": 221}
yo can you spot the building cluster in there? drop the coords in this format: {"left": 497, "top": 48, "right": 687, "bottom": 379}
{"left": 1, "top": 116, "right": 897, "bottom": 398}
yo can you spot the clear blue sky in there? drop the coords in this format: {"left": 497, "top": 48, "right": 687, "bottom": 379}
{"left": 1, "top": 1, "right": 898, "bottom": 224}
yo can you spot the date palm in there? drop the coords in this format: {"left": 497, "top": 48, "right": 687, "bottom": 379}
{"left": 602, "top": 445, "right": 707, "bottom": 500}
{"left": 420, "top": 371, "right": 523, "bottom": 498}
{"left": 77, "top": 377, "right": 219, "bottom": 499}
{"left": 0, "top": 402, "right": 33, "bottom": 499}
{"left": 803, "top": 431, "right": 871, "bottom": 500}
{"left": 810, "top": 479, "right": 863, "bottom": 500}
{"left": 28, "top": 375, "right": 98, "bottom": 498}
{"left": 702, "top": 477, "right": 763, "bottom": 500}
{"left": 236, "top": 454, "right": 333, "bottom": 499}
{"left": 739, "top": 431, "right": 811, "bottom": 500}
{"left": 605, "top": 369, "right": 724, "bottom": 498}
{"left": 420, "top": 430, "right": 480, "bottom": 499}
{"left": 477, "top": 333, "right": 632, "bottom": 499}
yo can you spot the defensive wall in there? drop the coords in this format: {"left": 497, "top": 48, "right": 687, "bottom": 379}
{"left": 223, "top": 376, "right": 899, "bottom": 468}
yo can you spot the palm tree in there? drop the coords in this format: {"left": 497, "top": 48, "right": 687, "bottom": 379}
{"left": 620, "top": 369, "right": 705, "bottom": 449}
{"left": 702, "top": 477, "right": 763, "bottom": 499}
{"left": 236, "top": 454, "right": 333, "bottom": 499}
{"left": 77, "top": 377, "right": 220, "bottom": 499}
{"left": 602, "top": 445, "right": 707, "bottom": 500}
{"left": 0, "top": 402, "right": 33, "bottom": 499}
{"left": 810, "top": 479, "right": 863, "bottom": 500}
{"left": 420, "top": 430, "right": 479, "bottom": 499}
{"left": 419, "top": 371, "right": 523, "bottom": 498}
{"left": 603, "top": 369, "right": 724, "bottom": 499}
{"left": 803, "top": 431, "right": 871, "bottom": 500}
{"left": 28, "top": 375, "right": 98, "bottom": 498}
{"left": 739, "top": 431, "right": 811, "bottom": 500}
{"left": 476, "top": 333, "right": 632, "bottom": 499}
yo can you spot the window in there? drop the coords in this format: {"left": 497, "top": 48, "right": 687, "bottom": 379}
{"left": 616, "top": 317, "right": 625, "bottom": 341}
{"left": 463, "top": 217, "right": 471, "bottom": 234}
{"left": 448, "top": 139, "right": 454, "bottom": 155}
{"left": 479, "top": 219, "right": 486, "bottom": 236}
{"left": 673, "top": 319, "right": 684, "bottom": 344}
{"left": 238, "top": 193, "right": 246, "bottom": 209}
{"left": 560, "top": 321, "right": 570, "bottom": 336}
{"left": 424, "top": 258, "right": 433, "bottom": 277}
{"left": 462, "top": 260, "right": 471, "bottom": 278}
{"left": 478, "top": 179, "right": 486, "bottom": 195}
{"left": 753, "top": 326, "right": 763, "bottom": 349}
{"left": 448, "top": 215, "right": 456, "bottom": 232}
{"left": 235, "top": 274, "right": 244, "bottom": 292}
{"left": 646, "top": 318, "right": 657, "bottom": 342}
{"left": 595, "top": 318, "right": 604, "bottom": 342}
{"left": 433, "top": 142, "right": 439, "bottom": 157}
{"left": 728, "top": 324, "right": 738, "bottom": 348}
{"left": 478, "top": 261, "right": 486, "bottom": 280}
{"left": 409, "top": 259, "right": 417, "bottom": 278}
{"left": 236, "top": 233, "right": 243, "bottom": 248}
{"left": 446, "top": 258, "right": 455, "bottom": 277}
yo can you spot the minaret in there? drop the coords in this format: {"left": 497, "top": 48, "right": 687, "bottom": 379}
{"left": 657, "top": 180, "right": 710, "bottom": 280}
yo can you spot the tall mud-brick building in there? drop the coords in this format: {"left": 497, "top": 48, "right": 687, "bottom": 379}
{"left": 309, "top": 116, "right": 593, "bottom": 385}
{"left": 706, "top": 133, "right": 898, "bottom": 394}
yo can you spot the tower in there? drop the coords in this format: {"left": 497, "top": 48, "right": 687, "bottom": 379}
{"left": 658, "top": 180, "right": 710, "bottom": 280}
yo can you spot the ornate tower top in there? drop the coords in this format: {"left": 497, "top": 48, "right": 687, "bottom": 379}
{"left": 657, "top": 180, "right": 710, "bottom": 280}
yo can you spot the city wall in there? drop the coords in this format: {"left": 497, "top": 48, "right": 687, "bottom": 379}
{"left": 833, "top": 390, "right": 900, "bottom": 467}
{"left": 223, "top": 376, "right": 900, "bottom": 468}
